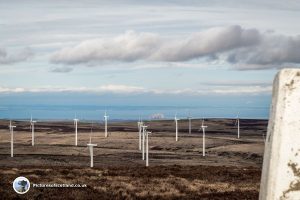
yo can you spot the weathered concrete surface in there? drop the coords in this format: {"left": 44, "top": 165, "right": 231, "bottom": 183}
{"left": 260, "top": 69, "right": 300, "bottom": 200}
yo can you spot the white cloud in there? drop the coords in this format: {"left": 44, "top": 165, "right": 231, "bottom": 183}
{"left": 49, "top": 66, "right": 73, "bottom": 73}
{"left": 0, "top": 48, "right": 33, "bottom": 65}
{"left": 226, "top": 34, "right": 300, "bottom": 69}
{"left": 51, "top": 31, "right": 161, "bottom": 65}
{"left": 151, "top": 25, "right": 260, "bottom": 62}
{"left": 0, "top": 85, "right": 145, "bottom": 94}
{"left": 51, "top": 26, "right": 260, "bottom": 65}
{"left": 50, "top": 25, "right": 300, "bottom": 70}
{"left": 0, "top": 84, "right": 271, "bottom": 95}
{"left": 210, "top": 86, "right": 272, "bottom": 94}
{"left": 97, "top": 84, "right": 145, "bottom": 93}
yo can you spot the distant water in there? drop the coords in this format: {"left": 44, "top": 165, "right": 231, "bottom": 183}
{"left": 0, "top": 105, "right": 269, "bottom": 121}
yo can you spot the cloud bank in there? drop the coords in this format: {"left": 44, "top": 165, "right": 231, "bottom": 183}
{"left": 0, "top": 48, "right": 33, "bottom": 65}
{"left": 49, "top": 66, "right": 73, "bottom": 73}
{"left": 51, "top": 25, "right": 300, "bottom": 70}
{"left": 0, "top": 84, "right": 271, "bottom": 95}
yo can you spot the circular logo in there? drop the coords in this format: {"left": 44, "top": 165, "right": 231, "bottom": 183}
{"left": 13, "top": 176, "right": 30, "bottom": 194}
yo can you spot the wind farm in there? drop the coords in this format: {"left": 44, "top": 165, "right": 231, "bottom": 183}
{"left": 0, "top": 115, "right": 267, "bottom": 199}
{"left": 1, "top": 0, "right": 297, "bottom": 199}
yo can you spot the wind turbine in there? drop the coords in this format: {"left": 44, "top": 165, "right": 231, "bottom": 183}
{"left": 9, "top": 121, "right": 16, "bottom": 157}
{"left": 137, "top": 118, "right": 143, "bottom": 151}
{"left": 201, "top": 118, "right": 208, "bottom": 157}
{"left": 146, "top": 131, "right": 151, "bottom": 167}
{"left": 104, "top": 111, "right": 109, "bottom": 137}
{"left": 141, "top": 125, "right": 148, "bottom": 160}
{"left": 87, "top": 122, "right": 97, "bottom": 168}
{"left": 235, "top": 115, "right": 240, "bottom": 139}
{"left": 188, "top": 116, "right": 192, "bottom": 134}
{"left": 30, "top": 115, "right": 37, "bottom": 146}
{"left": 73, "top": 115, "right": 79, "bottom": 146}
{"left": 174, "top": 114, "right": 180, "bottom": 141}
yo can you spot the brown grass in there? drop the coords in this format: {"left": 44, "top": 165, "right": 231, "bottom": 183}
{"left": 0, "top": 165, "right": 260, "bottom": 200}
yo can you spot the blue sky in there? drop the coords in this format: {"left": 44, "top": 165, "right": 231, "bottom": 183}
{"left": 0, "top": 0, "right": 299, "bottom": 115}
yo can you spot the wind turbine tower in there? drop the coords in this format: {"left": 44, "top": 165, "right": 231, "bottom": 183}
{"left": 146, "top": 131, "right": 151, "bottom": 167}
{"left": 74, "top": 116, "right": 79, "bottom": 146}
{"left": 235, "top": 115, "right": 240, "bottom": 139}
{"left": 30, "top": 116, "right": 37, "bottom": 146}
{"left": 188, "top": 116, "right": 192, "bottom": 134}
{"left": 175, "top": 115, "right": 180, "bottom": 141}
{"left": 87, "top": 125, "right": 97, "bottom": 168}
{"left": 104, "top": 111, "right": 109, "bottom": 137}
{"left": 137, "top": 119, "right": 143, "bottom": 151}
{"left": 141, "top": 125, "right": 148, "bottom": 160}
{"left": 201, "top": 119, "right": 208, "bottom": 157}
{"left": 9, "top": 121, "right": 16, "bottom": 157}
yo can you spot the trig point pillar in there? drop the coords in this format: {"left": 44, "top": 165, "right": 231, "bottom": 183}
{"left": 260, "top": 68, "right": 300, "bottom": 200}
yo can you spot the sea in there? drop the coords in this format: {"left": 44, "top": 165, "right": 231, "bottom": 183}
{"left": 0, "top": 105, "right": 270, "bottom": 121}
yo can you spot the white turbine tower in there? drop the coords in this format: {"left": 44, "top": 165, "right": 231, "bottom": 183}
{"left": 235, "top": 115, "right": 240, "bottom": 139}
{"left": 201, "top": 119, "right": 208, "bottom": 157}
{"left": 174, "top": 114, "right": 180, "bottom": 141}
{"left": 87, "top": 124, "right": 97, "bottom": 168}
{"left": 141, "top": 125, "right": 148, "bottom": 160}
{"left": 188, "top": 116, "right": 192, "bottom": 134}
{"left": 137, "top": 119, "right": 143, "bottom": 151}
{"left": 9, "top": 121, "right": 16, "bottom": 157}
{"left": 30, "top": 115, "right": 37, "bottom": 146}
{"left": 146, "top": 131, "right": 151, "bottom": 167}
{"left": 104, "top": 111, "right": 109, "bottom": 137}
{"left": 74, "top": 115, "right": 79, "bottom": 146}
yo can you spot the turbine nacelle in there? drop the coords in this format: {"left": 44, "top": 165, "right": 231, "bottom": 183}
{"left": 73, "top": 118, "right": 79, "bottom": 125}
{"left": 30, "top": 115, "right": 37, "bottom": 124}
{"left": 200, "top": 119, "right": 207, "bottom": 131}
{"left": 104, "top": 111, "right": 109, "bottom": 120}
{"left": 235, "top": 116, "right": 239, "bottom": 126}
{"left": 9, "top": 121, "right": 16, "bottom": 130}
{"left": 137, "top": 121, "right": 143, "bottom": 127}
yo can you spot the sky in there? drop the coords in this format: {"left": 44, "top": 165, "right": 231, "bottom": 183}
{"left": 0, "top": 0, "right": 299, "bottom": 117}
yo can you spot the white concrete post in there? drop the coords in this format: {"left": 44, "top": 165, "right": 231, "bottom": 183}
{"left": 259, "top": 69, "right": 300, "bottom": 200}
